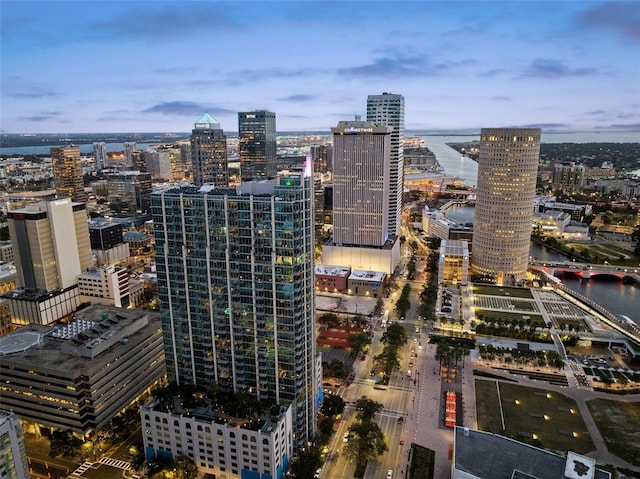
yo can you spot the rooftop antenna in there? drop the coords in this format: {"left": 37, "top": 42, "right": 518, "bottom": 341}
{"left": 354, "top": 114, "right": 361, "bottom": 121}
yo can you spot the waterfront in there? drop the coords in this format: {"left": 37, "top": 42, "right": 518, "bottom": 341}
{"left": 443, "top": 204, "right": 640, "bottom": 325}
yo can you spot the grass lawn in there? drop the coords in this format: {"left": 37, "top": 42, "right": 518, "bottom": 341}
{"left": 586, "top": 398, "right": 640, "bottom": 467}
{"left": 475, "top": 380, "right": 595, "bottom": 453}
{"left": 471, "top": 285, "right": 534, "bottom": 299}
{"left": 475, "top": 379, "right": 504, "bottom": 432}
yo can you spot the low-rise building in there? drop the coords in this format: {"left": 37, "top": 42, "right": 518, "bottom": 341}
{"left": 78, "top": 266, "right": 131, "bottom": 308}
{"left": 452, "top": 426, "right": 610, "bottom": 479}
{"left": 0, "top": 240, "right": 13, "bottom": 263}
{"left": 438, "top": 240, "right": 469, "bottom": 285}
{"left": 142, "top": 400, "right": 293, "bottom": 479}
{"left": 315, "top": 265, "right": 350, "bottom": 293}
{"left": 0, "top": 305, "right": 165, "bottom": 436}
{"left": 348, "top": 270, "right": 386, "bottom": 297}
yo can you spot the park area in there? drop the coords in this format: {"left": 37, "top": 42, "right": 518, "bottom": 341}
{"left": 475, "top": 380, "right": 595, "bottom": 454}
{"left": 586, "top": 399, "right": 640, "bottom": 467}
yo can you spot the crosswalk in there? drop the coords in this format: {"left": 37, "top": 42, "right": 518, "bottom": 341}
{"left": 99, "top": 456, "right": 132, "bottom": 470}
{"left": 70, "top": 462, "right": 94, "bottom": 476}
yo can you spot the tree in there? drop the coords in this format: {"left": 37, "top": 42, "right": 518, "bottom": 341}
{"left": 317, "top": 313, "right": 341, "bottom": 328}
{"left": 321, "top": 395, "right": 345, "bottom": 418}
{"left": 350, "top": 331, "right": 373, "bottom": 358}
{"left": 346, "top": 398, "right": 387, "bottom": 471}
{"left": 381, "top": 323, "right": 408, "bottom": 348}
{"left": 290, "top": 446, "right": 322, "bottom": 479}
{"left": 49, "top": 430, "right": 83, "bottom": 458}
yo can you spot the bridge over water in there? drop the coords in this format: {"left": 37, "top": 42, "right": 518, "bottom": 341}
{"left": 531, "top": 260, "right": 640, "bottom": 283}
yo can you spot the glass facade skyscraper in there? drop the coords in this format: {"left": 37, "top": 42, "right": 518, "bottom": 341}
{"left": 239, "top": 110, "right": 277, "bottom": 181}
{"left": 190, "top": 113, "right": 229, "bottom": 187}
{"left": 51, "top": 146, "right": 85, "bottom": 202}
{"left": 152, "top": 174, "right": 318, "bottom": 445}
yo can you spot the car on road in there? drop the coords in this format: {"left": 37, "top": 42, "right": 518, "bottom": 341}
{"left": 343, "top": 433, "right": 349, "bottom": 443}
{"left": 387, "top": 470, "right": 393, "bottom": 479}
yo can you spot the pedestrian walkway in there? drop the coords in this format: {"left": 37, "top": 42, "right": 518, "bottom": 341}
{"left": 99, "top": 456, "right": 132, "bottom": 470}
{"left": 70, "top": 462, "right": 94, "bottom": 476}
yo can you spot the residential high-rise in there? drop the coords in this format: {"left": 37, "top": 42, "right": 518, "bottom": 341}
{"left": 239, "top": 110, "right": 277, "bottom": 181}
{"left": 367, "top": 92, "right": 404, "bottom": 236}
{"left": 331, "top": 120, "right": 392, "bottom": 247}
{"left": 190, "top": 113, "right": 229, "bottom": 186}
{"left": 124, "top": 142, "right": 137, "bottom": 167}
{"left": 471, "top": 128, "right": 541, "bottom": 285}
{"left": 0, "top": 410, "right": 30, "bottom": 479}
{"left": 4, "top": 198, "right": 92, "bottom": 324}
{"left": 51, "top": 146, "right": 85, "bottom": 202}
{"left": 151, "top": 174, "right": 318, "bottom": 447}
{"left": 93, "top": 142, "right": 108, "bottom": 172}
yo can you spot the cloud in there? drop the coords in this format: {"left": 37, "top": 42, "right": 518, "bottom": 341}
{"left": 277, "top": 94, "right": 316, "bottom": 102}
{"left": 7, "top": 87, "right": 58, "bottom": 99}
{"left": 479, "top": 68, "right": 505, "bottom": 78}
{"left": 142, "top": 102, "right": 235, "bottom": 117}
{"left": 578, "top": 1, "right": 640, "bottom": 41}
{"left": 89, "top": 4, "right": 243, "bottom": 42}
{"left": 17, "top": 112, "right": 61, "bottom": 122}
{"left": 599, "top": 122, "right": 640, "bottom": 131}
{"left": 226, "top": 68, "right": 327, "bottom": 85}
{"left": 492, "top": 96, "right": 511, "bottom": 102}
{"left": 586, "top": 109, "right": 607, "bottom": 116}
{"left": 517, "top": 59, "right": 600, "bottom": 79}
{"left": 513, "top": 122, "right": 571, "bottom": 129}
{"left": 337, "top": 54, "right": 441, "bottom": 79}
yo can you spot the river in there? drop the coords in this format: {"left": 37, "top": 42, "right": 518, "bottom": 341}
{"left": 422, "top": 130, "right": 640, "bottom": 188}
{"left": 444, "top": 204, "right": 640, "bottom": 325}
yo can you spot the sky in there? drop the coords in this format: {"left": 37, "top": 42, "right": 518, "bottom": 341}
{"left": 1, "top": 0, "right": 639, "bottom": 134}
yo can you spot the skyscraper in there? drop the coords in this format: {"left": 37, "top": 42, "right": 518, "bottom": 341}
{"left": 4, "top": 198, "right": 93, "bottom": 324}
{"left": 471, "top": 128, "right": 541, "bottom": 285}
{"left": 93, "top": 142, "right": 108, "bottom": 172}
{"left": 190, "top": 113, "right": 229, "bottom": 186}
{"left": 152, "top": 174, "right": 318, "bottom": 445}
{"left": 367, "top": 92, "right": 404, "bottom": 237}
{"left": 331, "top": 120, "right": 392, "bottom": 247}
{"left": 239, "top": 110, "right": 277, "bottom": 181}
{"left": 106, "top": 171, "right": 152, "bottom": 214}
{"left": 51, "top": 146, "right": 85, "bottom": 202}
{"left": 124, "top": 141, "right": 137, "bottom": 167}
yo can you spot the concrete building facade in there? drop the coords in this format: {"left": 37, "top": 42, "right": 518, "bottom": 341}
{"left": 51, "top": 146, "right": 85, "bottom": 202}
{"left": 471, "top": 128, "right": 540, "bottom": 284}
{"left": 366, "top": 92, "right": 405, "bottom": 237}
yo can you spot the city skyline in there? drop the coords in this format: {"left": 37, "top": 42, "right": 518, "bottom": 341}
{"left": 1, "top": 1, "right": 638, "bottom": 134}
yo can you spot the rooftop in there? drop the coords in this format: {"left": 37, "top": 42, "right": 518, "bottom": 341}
{"left": 453, "top": 427, "right": 610, "bottom": 479}
{"left": 349, "top": 270, "right": 386, "bottom": 282}
{"left": 315, "top": 265, "right": 351, "bottom": 276}
{"left": 0, "top": 305, "right": 160, "bottom": 374}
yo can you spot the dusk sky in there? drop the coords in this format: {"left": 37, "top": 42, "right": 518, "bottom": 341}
{"left": 1, "top": 1, "right": 639, "bottom": 134}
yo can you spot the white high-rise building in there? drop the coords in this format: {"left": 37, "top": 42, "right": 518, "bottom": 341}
{"left": 124, "top": 142, "right": 137, "bottom": 167}
{"left": 367, "top": 92, "right": 404, "bottom": 237}
{"left": 0, "top": 410, "right": 30, "bottom": 479}
{"left": 471, "top": 128, "right": 541, "bottom": 285}
{"left": 93, "top": 142, "right": 108, "bottom": 172}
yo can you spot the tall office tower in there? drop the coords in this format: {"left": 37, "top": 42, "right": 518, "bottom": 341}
{"left": 93, "top": 142, "right": 108, "bottom": 172}
{"left": 131, "top": 150, "right": 146, "bottom": 172}
{"left": 471, "top": 128, "right": 541, "bottom": 285}
{"left": 51, "top": 146, "right": 85, "bottom": 202}
{"left": 367, "top": 92, "right": 404, "bottom": 237}
{"left": 124, "top": 141, "right": 138, "bottom": 167}
{"left": 310, "top": 144, "right": 332, "bottom": 173}
{"left": 4, "top": 198, "right": 93, "bottom": 324}
{"left": 107, "top": 171, "right": 152, "bottom": 214}
{"left": 0, "top": 410, "right": 30, "bottom": 479}
{"left": 144, "top": 149, "right": 171, "bottom": 181}
{"left": 331, "top": 120, "right": 392, "bottom": 247}
{"left": 89, "top": 220, "right": 129, "bottom": 266}
{"left": 152, "top": 174, "right": 318, "bottom": 446}
{"left": 239, "top": 110, "right": 277, "bottom": 181}
{"left": 190, "top": 113, "right": 229, "bottom": 186}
